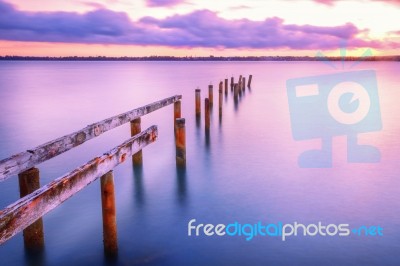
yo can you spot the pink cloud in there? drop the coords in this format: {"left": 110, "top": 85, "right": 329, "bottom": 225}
{"left": 313, "top": 0, "right": 400, "bottom": 7}
{"left": 146, "top": 0, "right": 184, "bottom": 7}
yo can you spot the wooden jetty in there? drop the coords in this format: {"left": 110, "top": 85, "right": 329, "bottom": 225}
{"left": 0, "top": 95, "right": 185, "bottom": 256}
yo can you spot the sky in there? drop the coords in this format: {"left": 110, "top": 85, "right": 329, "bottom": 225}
{"left": 0, "top": 0, "right": 399, "bottom": 57}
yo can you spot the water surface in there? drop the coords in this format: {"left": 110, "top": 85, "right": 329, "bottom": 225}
{"left": 0, "top": 61, "right": 399, "bottom": 265}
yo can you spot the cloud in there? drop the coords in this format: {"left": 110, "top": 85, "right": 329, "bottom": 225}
{"left": 313, "top": 0, "right": 335, "bottom": 6}
{"left": 313, "top": 0, "right": 400, "bottom": 7}
{"left": 79, "top": 1, "right": 107, "bottom": 9}
{"left": 0, "top": 0, "right": 389, "bottom": 50}
{"left": 229, "top": 5, "right": 251, "bottom": 10}
{"left": 146, "top": 0, "right": 184, "bottom": 7}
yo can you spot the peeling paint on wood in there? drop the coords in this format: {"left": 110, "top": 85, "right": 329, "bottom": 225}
{"left": 0, "top": 96, "right": 180, "bottom": 181}
{"left": 0, "top": 126, "right": 158, "bottom": 245}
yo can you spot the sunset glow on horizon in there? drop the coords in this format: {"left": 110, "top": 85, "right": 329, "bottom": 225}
{"left": 0, "top": 0, "right": 399, "bottom": 57}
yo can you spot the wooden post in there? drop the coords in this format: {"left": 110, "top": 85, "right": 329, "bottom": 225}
{"left": 242, "top": 77, "right": 246, "bottom": 91}
{"left": 208, "top": 85, "right": 213, "bottom": 105}
{"left": 18, "top": 167, "right": 44, "bottom": 250}
{"left": 230, "top": 77, "right": 234, "bottom": 91}
{"left": 195, "top": 89, "right": 201, "bottom": 116}
{"left": 239, "top": 75, "right": 242, "bottom": 89}
{"left": 205, "top": 98, "right": 210, "bottom": 130}
{"left": 219, "top": 86, "right": 223, "bottom": 115}
{"left": 174, "top": 100, "right": 182, "bottom": 134}
{"left": 130, "top": 118, "right": 142, "bottom": 165}
{"left": 248, "top": 75, "right": 253, "bottom": 88}
{"left": 234, "top": 83, "right": 239, "bottom": 99}
{"left": 224, "top": 79, "right": 228, "bottom": 94}
{"left": 100, "top": 171, "right": 118, "bottom": 257}
{"left": 175, "top": 118, "right": 186, "bottom": 167}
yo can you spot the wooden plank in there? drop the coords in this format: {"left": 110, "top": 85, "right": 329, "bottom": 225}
{"left": 0, "top": 95, "right": 181, "bottom": 181}
{"left": 0, "top": 126, "right": 158, "bottom": 245}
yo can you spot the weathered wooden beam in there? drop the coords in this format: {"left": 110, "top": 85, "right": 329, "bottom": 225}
{"left": 0, "top": 126, "right": 158, "bottom": 245}
{"left": 0, "top": 96, "right": 180, "bottom": 182}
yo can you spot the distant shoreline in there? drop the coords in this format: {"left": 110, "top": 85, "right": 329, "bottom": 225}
{"left": 1, "top": 56, "right": 399, "bottom": 62}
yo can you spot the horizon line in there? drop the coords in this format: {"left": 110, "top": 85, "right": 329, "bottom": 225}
{"left": 1, "top": 55, "right": 400, "bottom": 62}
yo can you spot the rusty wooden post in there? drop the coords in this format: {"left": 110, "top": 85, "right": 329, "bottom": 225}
{"left": 234, "top": 83, "right": 239, "bottom": 99}
{"left": 219, "top": 86, "right": 223, "bottom": 115}
{"left": 195, "top": 89, "right": 201, "bottom": 116}
{"left": 208, "top": 85, "right": 213, "bottom": 106}
{"left": 242, "top": 77, "right": 246, "bottom": 91}
{"left": 224, "top": 79, "right": 228, "bottom": 94}
{"left": 100, "top": 171, "right": 118, "bottom": 257}
{"left": 18, "top": 167, "right": 44, "bottom": 250}
{"left": 174, "top": 100, "right": 182, "bottom": 134}
{"left": 205, "top": 98, "right": 210, "bottom": 130}
{"left": 230, "top": 77, "right": 234, "bottom": 91}
{"left": 175, "top": 118, "right": 186, "bottom": 167}
{"left": 130, "top": 118, "right": 142, "bottom": 165}
{"left": 248, "top": 74, "right": 253, "bottom": 88}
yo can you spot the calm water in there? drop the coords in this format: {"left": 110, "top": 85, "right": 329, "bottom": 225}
{"left": 0, "top": 61, "right": 399, "bottom": 265}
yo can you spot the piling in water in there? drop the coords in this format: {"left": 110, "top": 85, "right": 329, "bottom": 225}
{"left": 195, "top": 89, "right": 201, "bottom": 116}
{"left": 242, "top": 77, "right": 246, "bottom": 91}
{"left": 205, "top": 98, "right": 210, "bottom": 130}
{"left": 208, "top": 85, "right": 213, "bottom": 105}
{"left": 224, "top": 79, "right": 228, "bottom": 94}
{"left": 174, "top": 100, "right": 182, "bottom": 134}
{"left": 234, "top": 83, "right": 239, "bottom": 99}
{"left": 18, "top": 167, "right": 44, "bottom": 250}
{"left": 175, "top": 118, "right": 186, "bottom": 167}
{"left": 230, "top": 77, "right": 234, "bottom": 91}
{"left": 130, "top": 118, "right": 142, "bottom": 165}
{"left": 248, "top": 75, "right": 253, "bottom": 88}
{"left": 100, "top": 171, "right": 118, "bottom": 257}
{"left": 219, "top": 86, "right": 223, "bottom": 115}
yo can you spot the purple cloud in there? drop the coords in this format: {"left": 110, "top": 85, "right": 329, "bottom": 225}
{"left": 147, "top": 0, "right": 184, "bottom": 7}
{"left": 0, "top": 1, "right": 388, "bottom": 50}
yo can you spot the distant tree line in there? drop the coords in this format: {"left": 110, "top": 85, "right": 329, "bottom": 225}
{"left": 0, "top": 55, "right": 399, "bottom": 61}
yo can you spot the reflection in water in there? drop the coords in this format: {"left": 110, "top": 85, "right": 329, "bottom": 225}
{"left": 133, "top": 165, "right": 145, "bottom": 207}
{"left": 104, "top": 251, "right": 118, "bottom": 264}
{"left": 195, "top": 114, "right": 201, "bottom": 129}
{"left": 1, "top": 62, "right": 398, "bottom": 265}
{"left": 205, "top": 128, "right": 210, "bottom": 151}
{"left": 24, "top": 247, "right": 46, "bottom": 266}
{"left": 175, "top": 166, "right": 187, "bottom": 205}
{"left": 234, "top": 96, "right": 239, "bottom": 112}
